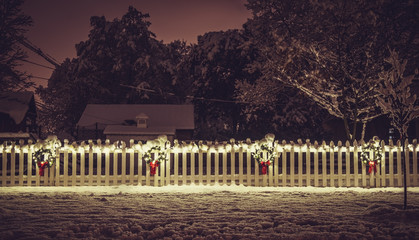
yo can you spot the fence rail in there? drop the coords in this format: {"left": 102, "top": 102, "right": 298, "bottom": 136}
{"left": 1, "top": 135, "right": 418, "bottom": 187}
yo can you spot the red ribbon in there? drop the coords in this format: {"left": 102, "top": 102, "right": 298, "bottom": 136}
{"left": 150, "top": 161, "right": 159, "bottom": 176}
{"left": 260, "top": 161, "right": 271, "bottom": 175}
{"left": 368, "top": 161, "right": 377, "bottom": 174}
{"left": 37, "top": 161, "right": 49, "bottom": 176}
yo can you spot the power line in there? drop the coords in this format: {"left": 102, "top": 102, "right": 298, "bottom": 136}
{"left": 21, "top": 59, "right": 55, "bottom": 70}
{"left": 28, "top": 75, "right": 49, "bottom": 81}
{"left": 19, "top": 39, "right": 60, "bottom": 67}
{"left": 120, "top": 84, "right": 250, "bottom": 104}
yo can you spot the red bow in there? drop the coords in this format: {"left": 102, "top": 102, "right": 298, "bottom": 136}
{"left": 368, "top": 161, "right": 377, "bottom": 174}
{"left": 37, "top": 161, "right": 49, "bottom": 176}
{"left": 260, "top": 161, "right": 271, "bottom": 175}
{"left": 150, "top": 161, "right": 159, "bottom": 176}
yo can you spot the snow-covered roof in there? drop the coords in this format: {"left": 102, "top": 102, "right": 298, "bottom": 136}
{"left": 77, "top": 104, "right": 194, "bottom": 130}
{"left": 0, "top": 92, "right": 34, "bottom": 124}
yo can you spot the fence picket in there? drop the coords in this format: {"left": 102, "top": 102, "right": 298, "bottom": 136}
{"left": 397, "top": 141, "right": 402, "bottom": 187}
{"left": 306, "top": 141, "right": 311, "bottom": 187}
{"left": 298, "top": 142, "right": 303, "bottom": 187}
{"left": 330, "top": 142, "right": 335, "bottom": 187}
{"left": 18, "top": 142, "right": 24, "bottom": 186}
{"left": 314, "top": 142, "right": 319, "bottom": 187}
{"left": 405, "top": 140, "right": 410, "bottom": 187}
{"left": 11, "top": 143, "right": 15, "bottom": 186}
{"left": 290, "top": 144, "right": 295, "bottom": 187}
{"left": 27, "top": 141, "right": 33, "bottom": 186}
{"left": 413, "top": 140, "right": 418, "bottom": 186}
{"left": 345, "top": 141, "right": 350, "bottom": 187}
{"left": 322, "top": 143, "right": 327, "bottom": 187}
{"left": 1, "top": 137, "right": 419, "bottom": 188}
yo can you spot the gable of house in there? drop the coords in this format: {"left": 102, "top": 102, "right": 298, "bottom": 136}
{"left": 0, "top": 91, "right": 37, "bottom": 133}
{"left": 77, "top": 104, "right": 194, "bottom": 141}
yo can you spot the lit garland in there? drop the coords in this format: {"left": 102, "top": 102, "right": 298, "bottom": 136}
{"left": 252, "top": 143, "right": 276, "bottom": 175}
{"left": 32, "top": 136, "right": 61, "bottom": 176}
{"left": 143, "top": 145, "right": 169, "bottom": 176}
{"left": 360, "top": 136, "right": 383, "bottom": 174}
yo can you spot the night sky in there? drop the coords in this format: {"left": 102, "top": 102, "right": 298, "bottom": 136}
{"left": 20, "top": 0, "right": 251, "bottom": 86}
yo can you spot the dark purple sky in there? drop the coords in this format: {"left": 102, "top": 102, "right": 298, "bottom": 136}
{"left": 20, "top": 0, "right": 251, "bottom": 85}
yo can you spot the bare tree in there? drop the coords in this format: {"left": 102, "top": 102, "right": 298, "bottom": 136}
{"left": 376, "top": 49, "right": 419, "bottom": 210}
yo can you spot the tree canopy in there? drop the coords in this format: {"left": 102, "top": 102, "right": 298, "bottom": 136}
{"left": 38, "top": 6, "right": 187, "bottom": 137}
{"left": 0, "top": 0, "right": 32, "bottom": 91}
{"left": 240, "top": 0, "right": 419, "bottom": 141}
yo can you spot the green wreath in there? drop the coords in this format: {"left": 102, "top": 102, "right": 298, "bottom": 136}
{"left": 360, "top": 137, "right": 382, "bottom": 174}
{"left": 252, "top": 143, "right": 276, "bottom": 175}
{"left": 252, "top": 143, "right": 276, "bottom": 164}
{"left": 143, "top": 146, "right": 168, "bottom": 164}
{"left": 143, "top": 145, "right": 169, "bottom": 176}
{"left": 32, "top": 137, "right": 60, "bottom": 176}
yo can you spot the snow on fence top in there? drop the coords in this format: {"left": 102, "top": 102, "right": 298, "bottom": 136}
{"left": 1, "top": 134, "right": 418, "bottom": 188}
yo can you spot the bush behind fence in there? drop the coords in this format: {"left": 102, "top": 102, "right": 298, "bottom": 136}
{"left": 1, "top": 135, "right": 418, "bottom": 187}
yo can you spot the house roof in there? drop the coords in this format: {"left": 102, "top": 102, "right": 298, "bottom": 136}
{"left": 0, "top": 92, "right": 34, "bottom": 124}
{"left": 77, "top": 104, "right": 194, "bottom": 130}
{"left": 104, "top": 125, "right": 176, "bottom": 135}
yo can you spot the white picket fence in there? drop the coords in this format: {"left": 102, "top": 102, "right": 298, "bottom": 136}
{"left": 1, "top": 135, "right": 418, "bottom": 187}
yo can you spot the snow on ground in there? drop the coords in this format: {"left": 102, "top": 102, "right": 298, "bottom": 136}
{"left": 1, "top": 186, "right": 419, "bottom": 240}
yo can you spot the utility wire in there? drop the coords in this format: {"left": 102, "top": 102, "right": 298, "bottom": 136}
{"left": 21, "top": 59, "right": 56, "bottom": 70}
{"left": 28, "top": 75, "right": 49, "bottom": 81}
{"left": 120, "top": 84, "right": 250, "bottom": 104}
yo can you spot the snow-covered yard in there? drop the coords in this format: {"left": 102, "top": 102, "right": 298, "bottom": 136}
{"left": 0, "top": 186, "right": 418, "bottom": 239}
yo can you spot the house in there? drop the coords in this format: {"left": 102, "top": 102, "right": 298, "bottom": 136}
{"left": 0, "top": 91, "right": 38, "bottom": 142}
{"left": 76, "top": 104, "right": 194, "bottom": 142}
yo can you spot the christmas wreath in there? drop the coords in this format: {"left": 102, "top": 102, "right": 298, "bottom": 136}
{"left": 252, "top": 143, "right": 276, "bottom": 175}
{"left": 360, "top": 136, "right": 383, "bottom": 174}
{"left": 32, "top": 136, "right": 60, "bottom": 176}
{"left": 143, "top": 145, "right": 168, "bottom": 176}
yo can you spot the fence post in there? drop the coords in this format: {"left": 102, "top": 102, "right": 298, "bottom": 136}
{"left": 137, "top": 141, "right": 143, "bottom": 186}
{"left": 121, "top": 141, "right": 127, "bottom": 185}
{"left": 297, "top": 139, "right": 303, "bottom": 187}
{"left": 306, "top": 140, "right": 311, "bottom": 187}
{"left": 282, "top": 140, "right": 287, "bottom": 187}
{"left": 182, "top": 142, "right": 187, "bottom": 186}
{"left": 27, "top": 140, "right": 33, "bottom": 186}
{"left": 322, "top": 141, "right": 327, "bottom": 187}
{"left": 238, "top": 141, "right": 244, "bottom": 186}
{"left": 63, "top": 140, "right": 68, "bottom": 186}
{"left": 230, "top": 139, "right": 236, "bottom": 186}
{"left": 18, "top": 140, "right": 24, "bottom": 186}
{"left": 129, "top": 139, "right": 134, "bottom": 185}
{"left": 380, "top": 140, "right": 386, "bottom": 187}
{"left": 11, "top": 142, "right": 16, "bottom": 186}
{"left": 345, "top": 141, "right": 351, "bottom": 187}
{"left": 314, "top": 141, "right": 319, "bottom": 187}
{"left": 88, "top": 140, "right": 94, "bottom": 186}
{"left": 405, "top": 139, "right": 410, "bottom": 187}
{"left": 337, "top": 141, "right": 343, "bottom": 187}
{"left": 397, "top": 140, "right": 402, "bottom": 187}
{"left": 222, "top": 142, "right": 228, "bottom": 186}
{"left": 389, "top": 140, "right": 394, "bottom": 186}
{"left": 329, "top": 141, "right": 335, "bottom": 187}
{"left": 353, "top": 141, "right": 358, "bottom": 187}
{"left": 413, "top": 139, "right": 418, "bottom": 186}
{"left": 246, "top": 138, "right": 252, "bottom": 186}
{"left": 290, "top": 142, "right": 295, "bottom": 187}
{"left": 104, "top": 140, "right": 110, "bottom": 186}
{"left": 190, "top": 146, "right": 196, "bottom": 185}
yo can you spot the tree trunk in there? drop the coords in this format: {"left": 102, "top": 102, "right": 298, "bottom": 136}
{"left": 401, "top": 134, "right": 407, "bottom": 210}
{"left": 352, "top": 120, "right": 357, "bottom": 141}
{"left": 343, "top": 118, "right": 353, "bottom": 141}
{"left": 361, "top": 122, "right": 367, "bottom": 142}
